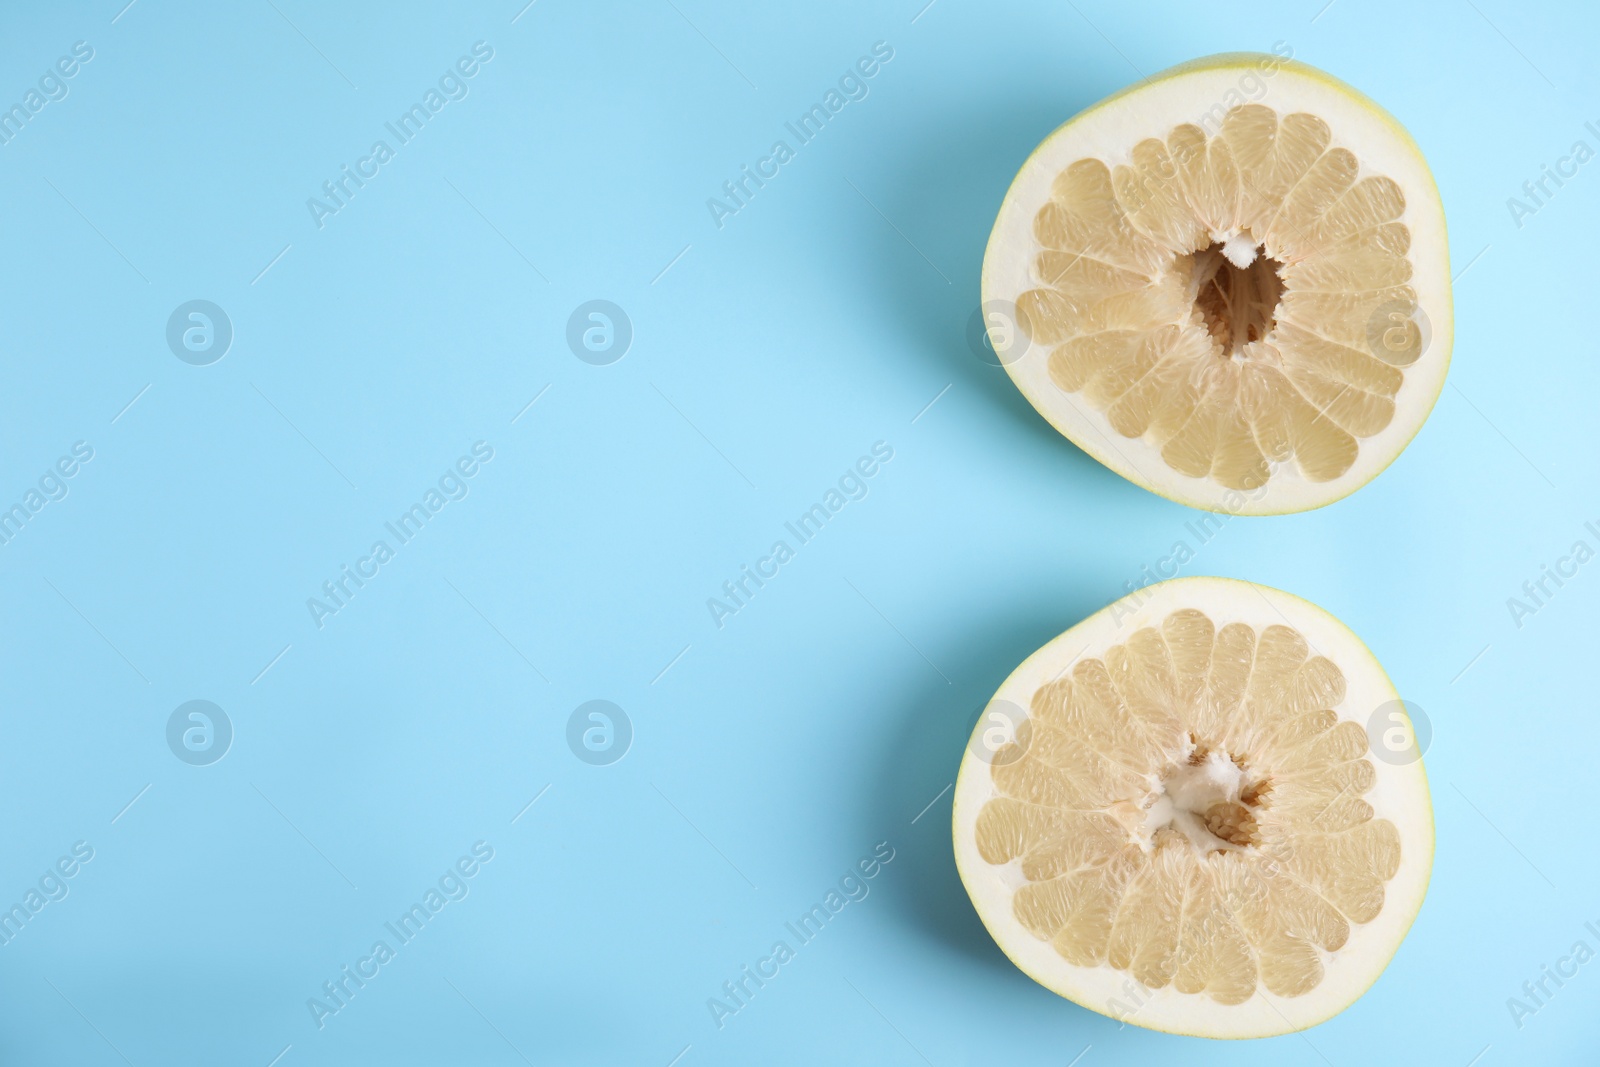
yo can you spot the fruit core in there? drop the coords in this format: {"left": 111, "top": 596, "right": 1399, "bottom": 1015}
{"left": 1144, "top": 738, "right": 1271, "bottom": 851}
{"left": 1190, "top": 238, "right": 1285, "bottom": 360}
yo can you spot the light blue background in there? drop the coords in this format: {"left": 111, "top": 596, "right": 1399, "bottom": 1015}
{"left": 0, "top": 0, "right": 1592, "bottom": 1063}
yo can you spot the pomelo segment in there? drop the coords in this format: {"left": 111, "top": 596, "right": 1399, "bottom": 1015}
{"left": 981, "top": 54, "right": 1451, "bottom": 513}
{"left": 952, "top": 577, "right": 1432, "bottom": 1038}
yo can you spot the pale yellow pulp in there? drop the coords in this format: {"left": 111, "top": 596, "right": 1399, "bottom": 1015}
{"left": 974, "top": 608, "right": 1400, "bottom": 1003}
{"left": 1015, "top": 104, "right": 1423, "bottom": 489}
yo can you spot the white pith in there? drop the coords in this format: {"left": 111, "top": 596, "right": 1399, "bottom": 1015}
{"left": 1147, "top": 746, "right": 1251, "bottom": 853}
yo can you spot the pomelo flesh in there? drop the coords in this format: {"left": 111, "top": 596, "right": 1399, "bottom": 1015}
{"left": 980, "top": 53, "right": 1451, "bottom": 514}
{"left": 952, "top": 577, "right": 1433, "bottom": 1038}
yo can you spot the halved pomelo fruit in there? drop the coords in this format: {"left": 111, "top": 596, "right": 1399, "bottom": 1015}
{"left": 952, "top": 577, "right": 1432, "bottom": 1038}
{"left": 980, "top": 53, "right": 1451, "bottom": 513}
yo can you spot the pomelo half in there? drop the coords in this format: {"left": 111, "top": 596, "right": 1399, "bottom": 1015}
{"left": 952, "top": 577, "right": 1432, "bottom": 1038}
{"left": 980, "top": 53, "right": 1451, "bottom": 513}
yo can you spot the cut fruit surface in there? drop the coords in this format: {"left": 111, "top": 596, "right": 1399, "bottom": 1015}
{"left": 952, "top": 577, "right": 1432, "bottom": 1038}
{"left": 980, "top": 53, "right": 1451, "bottom": 513}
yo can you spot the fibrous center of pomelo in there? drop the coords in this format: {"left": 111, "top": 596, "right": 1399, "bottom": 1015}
{"left": 1145, "top": 741, "right": 1270, "bottom": 850}
{"left": 1016, "top": 103, "right": 1426, "bottom": 491}
{"left": 1190, "top": 240, "right": 1285, "bottom": 360}
{"left": 974, "top": 609, "right": 1401, "bottom": 1004}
